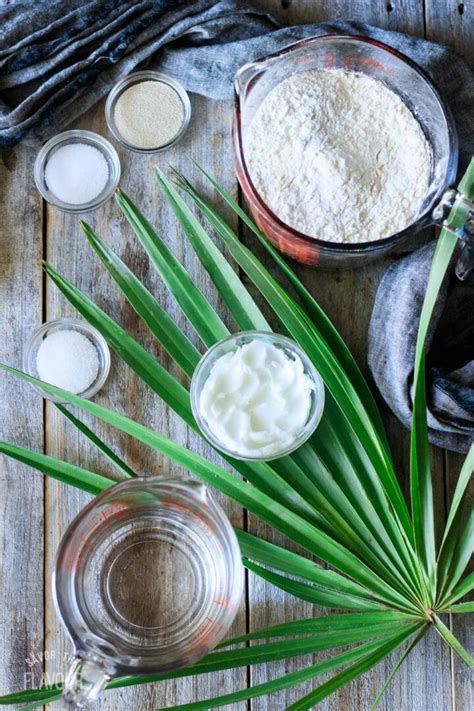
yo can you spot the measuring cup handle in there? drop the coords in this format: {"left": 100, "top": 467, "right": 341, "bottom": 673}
{"left": 234, "top": 61, "right": 264, "bottom": 98}
{"left": 432, "top": 187, "right": 474, "bottom": 280}
{"left": 62, "top": 654, "right": 111, "bottom": 708}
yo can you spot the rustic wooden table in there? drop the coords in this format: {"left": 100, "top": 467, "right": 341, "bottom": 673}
{"left": 0, "top": 1, "right": 472, "bottom": 709}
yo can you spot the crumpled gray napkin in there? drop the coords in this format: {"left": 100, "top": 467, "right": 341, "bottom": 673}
{"left": 1, "top": 0, "right": 473, "bottom": 172}
{"left": 369, "top": 241, "right": 474, "bottom": 453}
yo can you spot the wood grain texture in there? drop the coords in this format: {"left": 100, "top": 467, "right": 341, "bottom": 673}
{"left": 426, "top": 0, "right": 474, "bottom": 63}
{"left": 0, "top": 145, "right": 45, "bottom": 695}
{"left": 43, "top": 95, "right": 247, "bottom": 710}
{"left": 244, "top": 1, "right": 460, "bottom": 709}
{"left": 424, "top": 5, "right": 474, "bottom": 710}
{"left": 0, "top": 1, "right": 472, "bottom": 710}
{"left": 251, "top": 0, "right": 424, "bottom": 33}
{"left": 443, "top": 450, "right": 473, "bottom": 711}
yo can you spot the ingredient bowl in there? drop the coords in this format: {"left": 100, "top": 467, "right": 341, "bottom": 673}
{"left": 105, "top": 71, "right": 191, "bottom": 153}
{"left": 55, "top": 478, "right": 244, "bottom": 707}
{"left": 190, "top": 331, "right": 325, "bottom": 461}
{"left": 34, "top": 130, "right": 121, "bottom": 213}
{"left": 233, "top": 34, "right": 458, "bottom": 268}
{"left": 23, "top": 317, "right": 111, "bottom": 402}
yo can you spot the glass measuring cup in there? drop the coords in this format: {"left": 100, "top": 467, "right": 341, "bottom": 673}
{"left": 233, "top": 34, "right": 458, "bottom": 268}
{"left": 53, "top": 478, "right": 244, "bottom": 707}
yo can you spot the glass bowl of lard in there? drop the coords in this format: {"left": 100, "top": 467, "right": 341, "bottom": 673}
{"left": 233, "top": 34, "right": 458, "bottom": 268}
{"left": 190, "top": 331, "right": 325, "bottom": 461}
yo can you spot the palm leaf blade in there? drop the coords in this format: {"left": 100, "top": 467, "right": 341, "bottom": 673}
{"left": 54, "top": 403, "right": 136, "bottom": 479}
{"left": 0, "top": 440, "right": 114, "bottom": 494}
{"left": 287, "top": 625, "right": 421, "bottom": 710}
{"left": 116, "top": 189, "right": 229, "bottom": 348}
{"left": 185, "top": 162, "right": 390, "bottom": 449}
{"left": 433, "top": 615, "right": 474, "bottom": 666}
{"left": 410, "top": 232, "right": 458, "bottom": 595}
{"left": 244, "top": 560, "right": 393, "bottom": 612}
{"left": 0, "top": 629, "right": 417, "bottom": 710}
{"left": 0, "top": 364, "right": 420, "bottom": 611}
{"left": 173, "top": 171, "right": 412, "bottom": 540}
{"left": 157, "top": 168, "right": 270, "bottom": 332}
{"left": 236, "top": 528, "right": 380, "bottom": 599}
{"left": 81, "top": 220, "right": 201, "bottom": 378}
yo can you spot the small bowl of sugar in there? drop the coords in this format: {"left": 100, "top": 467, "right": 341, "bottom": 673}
{"left": 105, "top": 71, "right": 191, "bottom": 153}
{"left": 23, "top": 318, "right": 111, "bottom": 403}
{"left": 34, "top": 130, "right": 121, "bottom": 213}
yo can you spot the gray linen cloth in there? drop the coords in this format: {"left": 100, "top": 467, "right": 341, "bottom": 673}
{"left": 369, "top": 242, "right": 474, "bottom": 453}
{"left": 1, "top": 0, "right": 473, "bottom": 169}
{"left": 1, "top": 0, "right": 473, "bottom": 452}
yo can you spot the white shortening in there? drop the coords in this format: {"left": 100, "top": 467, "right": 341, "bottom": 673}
{"left": 199, "top": 339, "right": 314, "bottom": 458}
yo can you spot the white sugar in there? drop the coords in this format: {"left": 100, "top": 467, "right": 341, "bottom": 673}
{"left": 36, "top": 329, "right": 99, "bottom": 394}
{"left": 44, "top": 143, "right": 109, "bottom": 205}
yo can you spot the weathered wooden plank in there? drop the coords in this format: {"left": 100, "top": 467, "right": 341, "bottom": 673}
{"left": 426, "top": 0, "right": 474, "bottom": 63}
{"left": 0, "top": 146, "right": 45, "bottom": 693}
{"left": 1, "top": 2, "right": 470, "bottom": 711}
{"left": 426, "top": 6, "right": 474, "bottom": 710}
{"left": 43, "top": 95, "right": 246, "bottom": 710}
{"left": 442, "top": 450, "right": 473, "bottom": 711}
{"left": 245, "top": 1, "right": 453, "bottom": 709}
{"left": 251, "top": 0, "right": 424, "bottom": 34}
{"left": 245, "top": 271, "right": 451, "bottom": 710}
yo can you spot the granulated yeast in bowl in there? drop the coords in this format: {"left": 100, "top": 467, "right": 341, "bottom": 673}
{"left": 109, "top": 74, "right": 190, "bottom": 152}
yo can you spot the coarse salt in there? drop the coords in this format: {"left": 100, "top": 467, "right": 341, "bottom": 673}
{"left": 44, "top": 142, "right": 109, "bottom": 205}
{"left": 36, "top": 329, "right": 100, "bottom": 394}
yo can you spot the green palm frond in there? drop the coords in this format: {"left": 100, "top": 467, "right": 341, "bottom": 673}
{"left": 0, "top": 158, "right": 473, "bottom": 710}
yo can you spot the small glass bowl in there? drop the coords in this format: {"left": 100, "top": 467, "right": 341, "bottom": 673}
{"left": 34, "top": 130, "right": 121, "bottom": 213}
{"left": 190, "top": 331, "right": 325, "bottom": 461}
{"left": 105, "top": 70, "right": 192, "bottom": 153}
{"left": 23, "top": 318, "right": 111, "bottom": 403}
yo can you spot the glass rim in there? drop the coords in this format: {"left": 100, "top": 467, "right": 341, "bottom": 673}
{"left": 23, "top": 317, "right": 111, "bottom": 403}
{"left": 234, "top": 33, "right": 459, "bottom": 253}
{"left": 105, "top": 70, "right": 192, "bottom": 153}
{"left": 190, "top": 330, "right": 325, "bottom": 461}
{"left": 34, "top": 130, "right": 121, "bottom": 213}
{"left": 53, "top": 476, "right": 244, "bottom": 670}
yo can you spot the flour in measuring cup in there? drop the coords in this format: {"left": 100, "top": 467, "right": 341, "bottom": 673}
{"left": 244, "top": 69, "right": 431, "bottom": 243}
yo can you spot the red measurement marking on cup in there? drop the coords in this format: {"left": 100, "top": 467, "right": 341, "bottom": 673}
{"left": 213, "top": 597, "right": 228, "bottom": 606}
{"left": 161, "top": 501, "right": 191, "bottom": 514}
{"left": 64, "top": 549, "right": 77, "bottom": 572}
{"left": 324, "top": 50, "right": 335, "bottom": 68}
{"left": 60, "top": 500, "right": 131, "bottom": 576}
{"left": 294, "top": 54, "right": 309, "bottom": 66}
{"left": 342, "top": 55, "right": 394, "bottom": 76}
{"left": 78, "top": 532, "right": 93, "bottom": 549}
{"left": 62, "top": 534, "right": 92, "bottom": 574}
{"left": 193, "top": 617, "right": 225, "bottom": 651}
{"left": 109, "top": 499, "right": 130, "bottom": 514}
{"left": 205, "top": 617, "right": 222, "bottom": 631}
{"left": 190, "top": 513, "right": 214, "bottom": 536}
{"left": 99, "top": 500, "right": 130, "bottom": 523}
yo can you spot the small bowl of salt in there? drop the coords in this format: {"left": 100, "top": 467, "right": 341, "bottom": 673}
{"left": 34, "top": 130, "right": 121, "bottom": 213}
{"left": 23, "top": 318, "right": 111, "bottom": 403}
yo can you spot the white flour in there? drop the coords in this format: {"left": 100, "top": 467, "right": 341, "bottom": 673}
{"left": 244, "top": 69, "right": 431, "bottom": 243}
